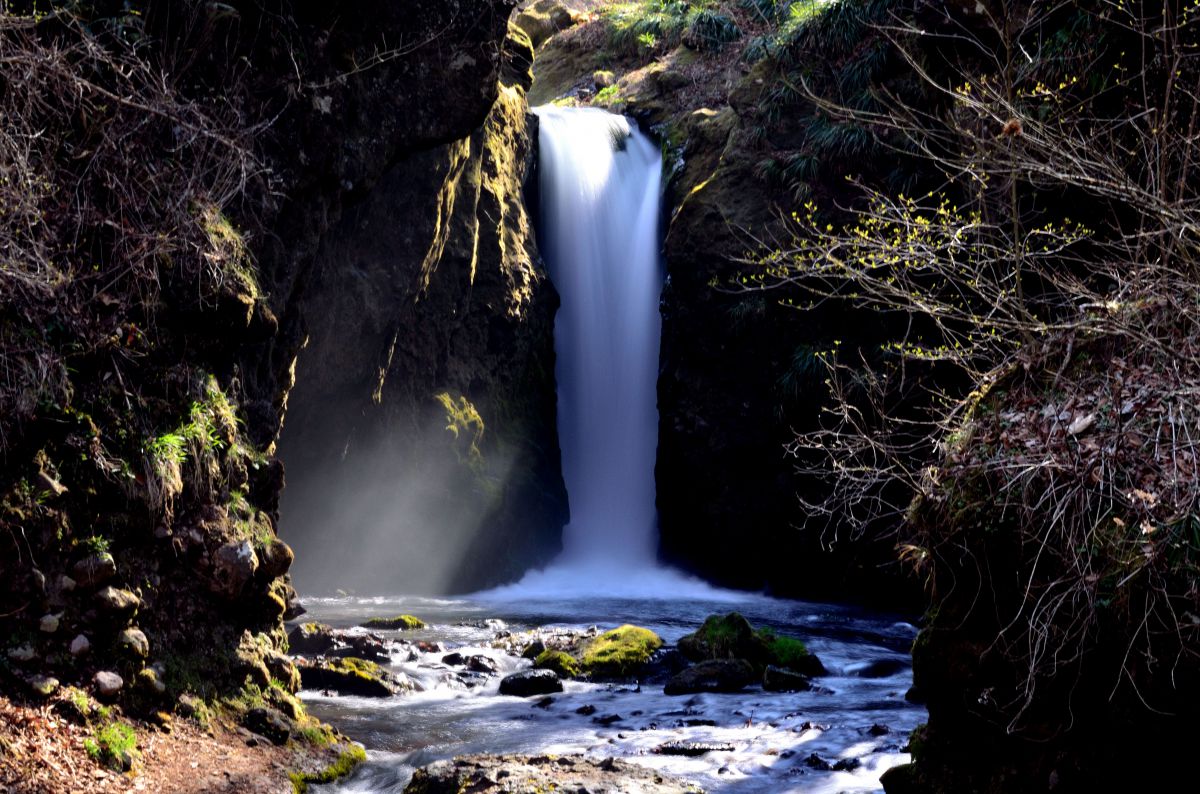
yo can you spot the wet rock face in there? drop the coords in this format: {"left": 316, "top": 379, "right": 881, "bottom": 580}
{"left": 404, "top": 754, "right": 702, "bottom": 794}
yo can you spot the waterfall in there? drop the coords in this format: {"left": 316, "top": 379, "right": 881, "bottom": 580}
{"left": 481, "top": 106, "right": 736, "bottom": 600}
{"left": 538, "top": 106, "right": 663, "bottom": 567}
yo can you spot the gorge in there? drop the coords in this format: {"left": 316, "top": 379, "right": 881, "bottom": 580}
{"left": 2, "top": 2, "right": 1198, "bottom": 793}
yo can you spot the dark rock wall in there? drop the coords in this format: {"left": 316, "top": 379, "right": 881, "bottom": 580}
{"left": 278, "top": 49, "right": 568, "bottom": 594}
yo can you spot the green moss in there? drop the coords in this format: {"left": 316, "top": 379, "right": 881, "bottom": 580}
{"left": 288, "top": 744, "right": 367, "bottom": 793}
{"left": 295, "top": 724, "right": 337, "bottom": 746}
{"left": 580, "top": 625, "right": 663, "bottom": 676}
{"left": 756, "top": 629, "right": 809, "bottom": 668}
{"left": 359, "top": 614, "right": 425, "bottom": 630}
{"left": 686, "top": 612, "right": 756, "bottom": 657}
{"left": 594, "top": 84, "right": 622, "bottom": 105}
{"left": 434, "top": 391, "right": 485, "bottom": 470}
{"left": 84, "top": 720, "right": 138, "bottom": 771}
{"left": 534, "top": 649, "right": 581, "bottom": 678}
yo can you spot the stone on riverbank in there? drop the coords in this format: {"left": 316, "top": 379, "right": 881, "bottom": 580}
{"left": 298, "top": 657, "right": 411, "bottom": 698}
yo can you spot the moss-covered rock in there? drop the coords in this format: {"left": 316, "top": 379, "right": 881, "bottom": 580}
{"left": 297, "top": 657, "right": 410, "bottom": 698}
{"left": 579, "top": 625, "right": 662, "bottom": 677}
{"left": 358, "top": 615, "right": 424, "bottom": 631}
{"left": 534, "top": 649, "right": 580, "bottom": 678}
{"left": 287, "top": 622, "right": 335, "bottom": 656}
{"left": 677, "top": 613, "right": 823, "bottom": 676}
{"left": 289, "top": 743, "right": 367, "bottom": 793}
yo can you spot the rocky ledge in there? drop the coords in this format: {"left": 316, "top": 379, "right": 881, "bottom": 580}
{"left": 404, "top": 754, "right": 703, "bottom": 793}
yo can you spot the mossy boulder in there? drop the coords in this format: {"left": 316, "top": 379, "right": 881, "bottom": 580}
{"left": 534, "top": 649, "right": 580, "bottom": 678}
{"left": 513, "top": 0, "right": 576, "bottom": 49}
{"left": 358, "top": 614, "right": 425, "bottom": 631}
{"left": 298, "top": 657, "right": 408, "bottom": 698}
{"left": 580, "top": 625, "right": 663, "bottom": 678}
{"left": 678, "top": 613, "right": 824, "bottom": 676}
{"left": 287, "top": 622, "right": 335, "bottom": 655}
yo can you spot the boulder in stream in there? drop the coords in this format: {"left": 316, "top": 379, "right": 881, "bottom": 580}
{"left": 664, "top": 659, "right": 756, "bottom": 695}
{"left": 498, "top": 669, "right": 563, "bottom": 697}
{"left": 287, "top": 622, "right": 335, "bottom": 655}
{"left": 579, "top": 625, "right": 663, "bottom": 678}
{"left": 298, "top": 656, "right": 411, "bottom": 697}
{"left": 763, "top": 665, "right": 811, "bottom": 692}
{"left": 359, "top": 614, "right": 425, "bottom": 631}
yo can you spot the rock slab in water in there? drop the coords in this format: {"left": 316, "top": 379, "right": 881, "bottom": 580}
{"left": 664, "top": 659, "right": 756, "bottom": 695}
{"left": 404, "top": 754, "right": 703, "bottom": 793}
{"left": 498, "top": 669, "right": 563, "bottom": 697}
{"left": 762, "top": 665, "right": 811, "bottom": 692}
{"left": 298, "top": 657, "right": 409, "bottom": 697}
{"left": 655, "top": 741, "right": 735, "bottom": 757}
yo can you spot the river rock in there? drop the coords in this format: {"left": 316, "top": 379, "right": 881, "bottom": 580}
{"left": 72, "top": 553, "right": 116, "bottom": 588}
{"left": 466, "top": 654, "right": 499, "bottom": 674}
{"left": 664, "top": 659, "right": 756, "bottom": 695}
{"left": 359, "top": 614, "right": 425, "bottom": 631}
{"left": 117, "top": 627, "right": 149, "bottom": 658}
{"left": 579, "top": 625, "right": 663, "bottom": 678}
{"left": 39, "top": 613, "right": 61, "bottom": 633}
{"left": 7, "top": 645, "right": 35, "bottom": 663}
{"left": 211, "top": 540, "right": 258, "bottom": 599}
{"left": 93, "top": 670, "right": 123, "bottom": 698}
{"left": 244, "top": 706, "right": 293, "bottom": 745}
{"left": 498, "top": 669, "right": 563, "bottom": 697}
{"left": 95, "top": 586, "right": 140, "bottom": 616}
{"left": 404, "top": 754, "right": 698, "bottom": 793}
{"left": 851, "top": 658, "right": 908, "bottom": 678}
{"left": 298, "top": 657, "right": 410, "bottom": 697}
{"left": 287, "top": 622, "right": 335, "bottom": 655}
{"left": 69, "top": 634, "right": 91, "bottom": 656}
{"left": 28, "top": 675, "right": 60, "bottom": 698}
{"left": 763, "top": 665, "right": 812, "bottom": 692}
{"left": 136, "top": 667, "right": 167, "bottom": 695}
{"left": 328, "top": 631, "right": 390, "bottom": 663}
{"left": 655, "top": 741, "right": 735, "bottom": 756}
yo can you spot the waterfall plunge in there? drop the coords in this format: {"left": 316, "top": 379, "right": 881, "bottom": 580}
{"left": 541, "top": 106, "right": 661, "bottom": 566}
{"left": 484, "top": 106, "right": 738, "bottom": 601}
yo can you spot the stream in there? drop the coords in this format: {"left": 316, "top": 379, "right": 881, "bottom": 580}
{"left": 298, "top": 588, "right": 923, "bottom": 793}
{"left": 290, "top": 105, "right": 923, "bottom": 793}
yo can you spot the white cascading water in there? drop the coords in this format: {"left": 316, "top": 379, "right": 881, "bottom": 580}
{"left": 541, "top": 106, "right": 662, "bottom": 565}
{"left": 486, "top": 106, "right": 733, "bottom": 599}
